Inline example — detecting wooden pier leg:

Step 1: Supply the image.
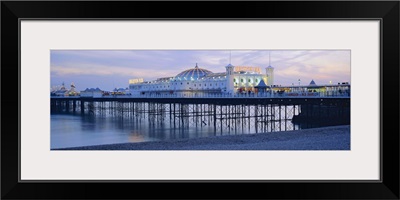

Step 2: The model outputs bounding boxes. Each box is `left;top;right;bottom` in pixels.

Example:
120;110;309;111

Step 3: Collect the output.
213;104;216;130
220;105;223;134
255;105;258;133
267;105;270;131
173;103;176;127
195;104;198;127
169;103;172;121
241;105;244;131
235;105;238;131
80;100;85;115
271;104;275;131
247;105;250;128
180;103;183;127
285;105;287;131
65;100;69;113
279;104;281;131
120;102;122;117
131;102;135;117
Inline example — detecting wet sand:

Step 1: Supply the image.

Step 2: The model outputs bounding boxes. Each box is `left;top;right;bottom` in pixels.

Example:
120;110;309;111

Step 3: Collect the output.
53;125;350;150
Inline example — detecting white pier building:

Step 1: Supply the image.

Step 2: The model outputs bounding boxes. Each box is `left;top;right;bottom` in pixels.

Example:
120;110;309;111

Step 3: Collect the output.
129;63;274;96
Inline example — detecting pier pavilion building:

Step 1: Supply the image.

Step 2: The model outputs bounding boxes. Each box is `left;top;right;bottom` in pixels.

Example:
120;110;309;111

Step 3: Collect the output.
129;63;274;96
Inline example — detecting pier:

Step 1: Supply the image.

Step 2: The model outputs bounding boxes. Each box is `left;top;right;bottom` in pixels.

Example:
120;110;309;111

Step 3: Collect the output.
51;94;350;132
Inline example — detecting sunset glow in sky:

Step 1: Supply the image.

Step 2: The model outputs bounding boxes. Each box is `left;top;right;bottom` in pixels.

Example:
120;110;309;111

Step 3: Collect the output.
51;50;351;91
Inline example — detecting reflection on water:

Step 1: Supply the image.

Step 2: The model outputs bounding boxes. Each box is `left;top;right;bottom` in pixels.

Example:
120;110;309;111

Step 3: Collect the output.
51;103;334;149
51;114;230;148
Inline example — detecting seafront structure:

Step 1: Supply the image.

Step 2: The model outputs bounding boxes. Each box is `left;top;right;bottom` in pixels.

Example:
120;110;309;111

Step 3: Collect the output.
50;82;79;96
129;63;274;96
80;88;103;97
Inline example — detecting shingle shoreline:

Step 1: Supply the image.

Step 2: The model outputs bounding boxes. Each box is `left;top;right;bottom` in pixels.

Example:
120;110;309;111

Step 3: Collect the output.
53;125;350;150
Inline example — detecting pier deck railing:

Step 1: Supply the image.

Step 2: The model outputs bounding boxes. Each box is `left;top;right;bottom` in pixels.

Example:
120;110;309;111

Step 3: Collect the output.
52;91;350;99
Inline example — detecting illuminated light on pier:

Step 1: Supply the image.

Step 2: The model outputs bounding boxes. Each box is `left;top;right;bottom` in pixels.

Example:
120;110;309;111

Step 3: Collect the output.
129;78;144;84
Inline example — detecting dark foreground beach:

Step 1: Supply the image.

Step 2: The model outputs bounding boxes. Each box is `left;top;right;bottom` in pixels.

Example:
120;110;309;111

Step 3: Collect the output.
54;125;350;150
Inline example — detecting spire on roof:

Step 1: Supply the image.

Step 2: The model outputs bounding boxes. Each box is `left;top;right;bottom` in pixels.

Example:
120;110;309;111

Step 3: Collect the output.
229;50;231;64
267;51;274;68
269;51;271;66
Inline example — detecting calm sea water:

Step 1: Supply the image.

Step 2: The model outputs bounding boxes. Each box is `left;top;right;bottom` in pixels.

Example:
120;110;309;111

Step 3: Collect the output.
51;110;311;149
51;114;222;149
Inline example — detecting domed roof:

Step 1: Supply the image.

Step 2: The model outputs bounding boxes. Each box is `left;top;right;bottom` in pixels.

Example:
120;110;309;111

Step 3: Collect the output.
175;63;213;80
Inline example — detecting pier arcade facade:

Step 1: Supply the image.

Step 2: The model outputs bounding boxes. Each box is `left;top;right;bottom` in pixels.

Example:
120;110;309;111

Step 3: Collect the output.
129;63;275;96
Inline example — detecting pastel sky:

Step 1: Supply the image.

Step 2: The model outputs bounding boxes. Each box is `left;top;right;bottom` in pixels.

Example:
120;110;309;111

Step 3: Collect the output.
51;50;350;91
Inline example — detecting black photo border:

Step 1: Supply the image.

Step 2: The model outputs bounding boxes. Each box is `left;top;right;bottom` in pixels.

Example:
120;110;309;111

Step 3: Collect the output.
2;1;399;199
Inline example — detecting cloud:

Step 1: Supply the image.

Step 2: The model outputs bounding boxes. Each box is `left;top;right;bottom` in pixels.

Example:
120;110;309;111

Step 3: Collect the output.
51;50;351;90
51;64;180;81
